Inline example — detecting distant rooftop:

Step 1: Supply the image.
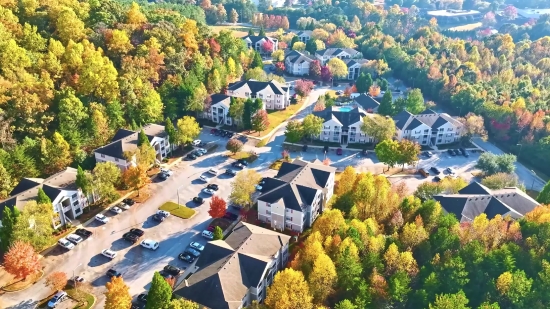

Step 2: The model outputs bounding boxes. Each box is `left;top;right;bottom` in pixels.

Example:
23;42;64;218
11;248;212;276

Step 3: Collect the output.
516;8;550;19
427;9;481;17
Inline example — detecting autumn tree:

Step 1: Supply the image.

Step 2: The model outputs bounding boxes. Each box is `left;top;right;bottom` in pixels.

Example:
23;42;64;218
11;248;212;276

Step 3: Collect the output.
229;8;239;23
208;196;227;218
4;240;41;279
45;271;68;292
168;299;200;309
292;42;306;51
147;272;173;309
309;60;322;79
369;85;381;97
93;162;121;202
105;276;132;309
122;165;150;197
262;40;274;54
40;132;72;175
176;116;201;147
336;166;357;196
251;110;269;133
375;140;400;172
397;139;421;170
429;291;471;309
313;100;325;111
414;182;443;201
272;50;285;62
481;173;521;190
13;201;54;250
327;58;348;79
309;253;337;304
327;29;355;48
213;226;224;240
226;139;244;154
361;115;396;142
229;169;262;209
295;79;314;98
321;66;332;83
457;112;487;142
265;268;313;309
538;181;550;204
301;114;323;141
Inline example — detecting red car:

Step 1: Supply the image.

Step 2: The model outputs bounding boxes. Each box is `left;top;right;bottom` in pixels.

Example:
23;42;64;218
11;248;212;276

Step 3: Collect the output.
210;128;217;134
336;148;343;155
207;225;215;232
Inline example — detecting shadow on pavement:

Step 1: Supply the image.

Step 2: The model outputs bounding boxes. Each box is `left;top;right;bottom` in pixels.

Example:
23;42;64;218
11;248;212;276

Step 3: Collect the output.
141;216;162;229
87;253;113;269
5;299;39;309
110;238;134;252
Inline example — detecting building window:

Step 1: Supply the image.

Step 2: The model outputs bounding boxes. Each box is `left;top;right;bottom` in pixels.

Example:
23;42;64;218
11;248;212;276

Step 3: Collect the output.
100;154;105;158
266;210;270;214
424;129;429;133
72;193;78;199
115;158;119;162
448;128;453;131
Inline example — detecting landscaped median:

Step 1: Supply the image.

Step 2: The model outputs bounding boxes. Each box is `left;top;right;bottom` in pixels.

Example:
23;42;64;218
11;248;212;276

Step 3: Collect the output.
159;202;196;219
2;270;44;292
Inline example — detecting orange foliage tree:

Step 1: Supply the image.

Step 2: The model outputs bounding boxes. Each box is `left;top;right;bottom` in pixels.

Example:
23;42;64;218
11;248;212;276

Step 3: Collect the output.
4;240;42;279
45;271;68;292
122;165;150;196
369;85;381;97
208;196;227;218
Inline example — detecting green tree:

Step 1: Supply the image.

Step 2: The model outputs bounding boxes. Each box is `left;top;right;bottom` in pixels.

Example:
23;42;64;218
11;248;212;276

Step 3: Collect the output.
378;91;394;116
475;153;516;175
229;169;262;209
302;115;323;141
165;118;177;153
414;182;443;201
0;163;13;199
13;201;54;250
243;99;253;130
405;89;426;114
481;173;520;190
389;271;412;305
138;129;149;147
375;139;400;172
305;39;318;54
429;291;471;309
258;27;266;36
168;298;200;309
75;166;92;195
229;97;245;128
291;36;300;48
214;226;223;240
356;72;373;94
335;300;357;309
92;162;121;202
146;272;173;309
0;207;20;253
251;51;264;69
57;88;88;147
40;132;72;175
397;139;421;170
285;120;304;143
176;116;201;147
360;115;396;142
538;180;550;204
37;188;51;205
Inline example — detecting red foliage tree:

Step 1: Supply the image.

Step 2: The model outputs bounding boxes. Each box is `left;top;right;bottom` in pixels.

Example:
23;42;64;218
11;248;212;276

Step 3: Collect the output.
262;40;274;54
251;110;270;133
294;79;315;97
279;41;288;49
208;38;221;57
321;66;333;82
309;60;321;79
275;62;285;73
4;241;41;279
45;272;68;292
208;196;227;218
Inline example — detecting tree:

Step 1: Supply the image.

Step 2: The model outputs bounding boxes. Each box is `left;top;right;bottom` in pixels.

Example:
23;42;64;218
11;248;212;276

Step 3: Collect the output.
4;240;41;279
475;153;516;175
133;144;157;167
301;115;323;141
378;91;394;116
327;29;355;48
538;180;550;204
259;27;266;36
369;85;381;97
265;268;313;309
105;276;132;309
335;300;357;309
375;140;400;172
292;42;306;51
168;299;200;309
321;66;332;83
45;271;68;292
313;101;325;111
397;139;421;170
229;98;245;127
147;272;173;309
122;165;150;197
262;40;274;54
0;207;20;252
481;173;521;190
176;116;201;147
327;58;348;79
165;118;177;152
37;187;52;205
308;253;337;303
226;139;244;154
13;201;55;250
285;120;304;143
138;129;149;147
457;112;487;142
75;166;92;195
229;8;239;23
215;3;227;23
356;73;373;93
405;89;425;114
361;115;396;142
496;270;533;306
312;29;329;41
281;16;290;30
0;162;12;199
429;291;471;309
251;51;264;69
272;50;285;62
251;110;269;133
309;60;321;79
414;182;443;201
209;196;227;218
214;226;223;240
290;36;300;48
93;162;121;201
243;99;254;130
40;132;72;175
306;39;318;54
295;79;314;98
229;169;262;208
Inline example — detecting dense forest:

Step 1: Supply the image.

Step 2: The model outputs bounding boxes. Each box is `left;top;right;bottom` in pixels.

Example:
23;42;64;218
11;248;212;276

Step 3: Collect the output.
263;166;550;309
0;0;251;198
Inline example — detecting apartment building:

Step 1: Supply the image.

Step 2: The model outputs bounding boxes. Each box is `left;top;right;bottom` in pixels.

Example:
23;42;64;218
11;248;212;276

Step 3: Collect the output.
94;124;170;170
0;167;99;228
313;105;376;144
433;182;539;222
315;48;362;65
226;80;290;110
284;50;315;76
207;93;233;126
295;30;312;43
257;159;336;232
173;222;290;309
393;109;463;146
344;58;370;80
242;36;279;54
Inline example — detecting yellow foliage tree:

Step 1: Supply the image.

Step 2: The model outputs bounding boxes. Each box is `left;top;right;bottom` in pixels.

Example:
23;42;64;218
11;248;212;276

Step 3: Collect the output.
400;215;429;249
335;166;356;195
104;276;132;309
313;209;345;239
126;2;147;26
265;269;313;309
308;253;337;304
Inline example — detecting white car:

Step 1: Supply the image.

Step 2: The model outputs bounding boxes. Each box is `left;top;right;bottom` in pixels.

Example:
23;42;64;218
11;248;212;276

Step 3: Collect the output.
156;210;170;217
256;185;263;191
140;239;159;250
95;214;109;224
196;148;207;154
101;249;117;259
58;238;75;250
118;202;130;210
66;234;83;244
202;188;215;195
190;241;205;251
160;168;173;176
202;230;214;240
446;167;456;175
110;206;122;214
207;168;218;175
192;140;201;146
199;175;209;182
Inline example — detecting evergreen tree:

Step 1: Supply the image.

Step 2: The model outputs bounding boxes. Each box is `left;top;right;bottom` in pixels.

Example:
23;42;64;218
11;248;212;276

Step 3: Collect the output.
75;166;91;195
146;272;172;309
253;98;263;114
165;118;177;153
291;36;300;48
131;119;139;130
37;188;52;205
378;91;394;116
138;129;149;147
214;226;223;240
258;27;266;36
248;28;255;36
243;99;253;130
306;39;318;54
356;73;373;93
307;20;315;30
0;207;20;252
538;180;550;204
251;51;264;69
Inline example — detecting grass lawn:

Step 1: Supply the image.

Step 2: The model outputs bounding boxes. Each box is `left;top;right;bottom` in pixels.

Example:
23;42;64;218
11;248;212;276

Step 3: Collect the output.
229;151;259;162
270;159;284;170
66;286;95;309
159;202;196;219
209;25;277;38
2;270;44;292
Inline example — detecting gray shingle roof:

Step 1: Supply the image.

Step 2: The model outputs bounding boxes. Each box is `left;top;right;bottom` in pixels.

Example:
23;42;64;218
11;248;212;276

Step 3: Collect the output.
344;58;369;67
353;94;380;110
211;94;231;108
173;222;290;309
285;50;315;64
393;110;413;130
227;80;286;96
433;182;539;222
315;48;360;58
242;35;277;45
313;107;366;130
393;109;461;131
405;118;424;131
95;124;166;160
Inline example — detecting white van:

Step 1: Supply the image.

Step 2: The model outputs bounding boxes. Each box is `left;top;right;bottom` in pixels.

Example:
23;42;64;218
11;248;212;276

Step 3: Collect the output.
202;230;214;240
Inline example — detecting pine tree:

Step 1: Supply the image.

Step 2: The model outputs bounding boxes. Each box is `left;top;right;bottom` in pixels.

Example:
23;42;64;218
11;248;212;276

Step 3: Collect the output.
248;28;255;36
214;226;223;240
138;129;149;146
243;99;253;130
0;207;20;252
165;118;177;152
258;27;266;36
75;165;91;195
306;39;318;54
146;272;173;309
291;36;300;48
251;51;264;69
378;91;394;116
538;180;550;204
37;187;52;205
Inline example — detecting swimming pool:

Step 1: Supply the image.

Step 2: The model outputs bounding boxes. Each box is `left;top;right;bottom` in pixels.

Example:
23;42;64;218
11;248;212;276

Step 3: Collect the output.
338;107;352;112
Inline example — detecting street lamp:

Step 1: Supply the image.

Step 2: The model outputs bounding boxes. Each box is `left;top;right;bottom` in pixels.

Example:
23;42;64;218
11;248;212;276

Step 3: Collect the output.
517;143;523;158
73;263;82;294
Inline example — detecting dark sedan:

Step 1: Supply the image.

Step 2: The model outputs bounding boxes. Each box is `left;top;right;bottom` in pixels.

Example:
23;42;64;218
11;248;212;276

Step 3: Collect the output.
163;265;183;276
178;253;195;263
207;184;219;191
225;169;237;176
129;228;144;237
186;153;197;160
193;197;204;205
122;232;139;243
237;159;249;166
75;228;92;239
107;269;122;278
185;248;201;258
123;198;136;206
430;167;441;175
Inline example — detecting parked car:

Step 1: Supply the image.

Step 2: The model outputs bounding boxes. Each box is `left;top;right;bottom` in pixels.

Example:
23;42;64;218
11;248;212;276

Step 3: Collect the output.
158;172;169;180
210;128;217;134
47;291;68;308
336;148;343;155
163;265;182;276
185;247;201;258
418;168;429;178
192;140;201;146
202;230;214;240
207;184;219;191
75;228;92;239
95;214;109;224
196;148;207;155
118;202;131;210
433;176;442;182
140;239;159;250
232;162;244;169
224;212;238;221
193;150;204;157
426;151;434;158
69;276;84;286
160;168;173;176
430;167;441;175
207;225;215;232
237;159;249;166
207;168;218;175
129;228;145;237
225;169;237;176
153;214;165;222
199;175;209;182
156;210;170;217
66;233;83;244
110;206;122;214
58;238;75;250
193;197;204;205
137;293;148;303
123;232;139;243
447;149;456;156
189;241;205;251
202;188;215;195
102;249;117;259
186;153;197;160
446;167;456;175
178;253;195;263
123;198;135;206
106;269;121;278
